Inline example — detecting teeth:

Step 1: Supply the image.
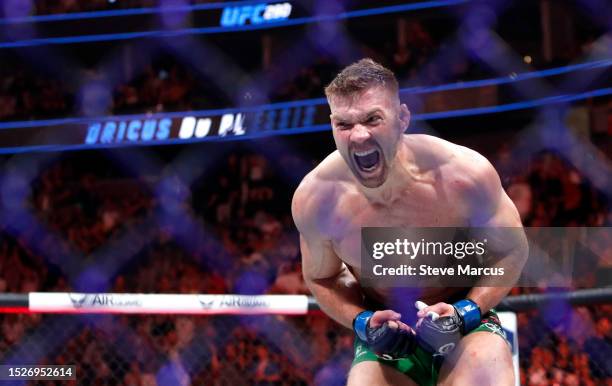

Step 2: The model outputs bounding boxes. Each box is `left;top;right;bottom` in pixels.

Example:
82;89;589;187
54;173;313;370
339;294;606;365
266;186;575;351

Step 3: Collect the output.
354;149;377;157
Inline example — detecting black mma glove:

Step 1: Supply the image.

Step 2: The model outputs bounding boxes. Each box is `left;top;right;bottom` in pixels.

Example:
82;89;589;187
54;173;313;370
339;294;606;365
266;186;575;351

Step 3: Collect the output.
415;299;481;356
353;310;417;360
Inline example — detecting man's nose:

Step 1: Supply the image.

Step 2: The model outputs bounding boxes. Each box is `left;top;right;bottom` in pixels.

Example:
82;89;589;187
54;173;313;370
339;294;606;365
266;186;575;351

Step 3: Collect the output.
350;124;371;143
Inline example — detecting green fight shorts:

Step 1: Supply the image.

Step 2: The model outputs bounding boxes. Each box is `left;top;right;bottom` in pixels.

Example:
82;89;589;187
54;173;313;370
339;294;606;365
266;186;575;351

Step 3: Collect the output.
351;310;507;386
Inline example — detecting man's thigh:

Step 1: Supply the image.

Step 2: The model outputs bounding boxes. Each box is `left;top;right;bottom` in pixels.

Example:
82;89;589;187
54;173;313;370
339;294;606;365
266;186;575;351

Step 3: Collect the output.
347;361;418;386
437;331;514;386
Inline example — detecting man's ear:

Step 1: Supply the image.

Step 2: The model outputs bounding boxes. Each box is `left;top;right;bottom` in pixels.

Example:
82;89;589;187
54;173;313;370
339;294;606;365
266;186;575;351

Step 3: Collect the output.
399;104;411;132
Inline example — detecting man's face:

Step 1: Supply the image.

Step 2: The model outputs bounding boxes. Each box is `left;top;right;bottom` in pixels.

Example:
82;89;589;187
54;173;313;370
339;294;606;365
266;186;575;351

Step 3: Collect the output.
329;86;409;188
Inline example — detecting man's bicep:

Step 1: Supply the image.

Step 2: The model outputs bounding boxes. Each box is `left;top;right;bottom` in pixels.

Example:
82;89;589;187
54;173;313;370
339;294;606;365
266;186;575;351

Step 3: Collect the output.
292;176;344;280
470;177;529;279
468;160;527;256
482;189;522;227
480;193;528;256
466;154;521;228
300;234;343;281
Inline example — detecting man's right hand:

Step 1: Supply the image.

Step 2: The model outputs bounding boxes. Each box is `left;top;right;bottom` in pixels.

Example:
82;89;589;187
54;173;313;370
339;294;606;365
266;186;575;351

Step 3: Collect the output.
353;310;417;360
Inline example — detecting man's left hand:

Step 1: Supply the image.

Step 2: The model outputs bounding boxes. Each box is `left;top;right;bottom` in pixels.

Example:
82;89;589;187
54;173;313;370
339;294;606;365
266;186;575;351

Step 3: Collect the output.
414;301;473;356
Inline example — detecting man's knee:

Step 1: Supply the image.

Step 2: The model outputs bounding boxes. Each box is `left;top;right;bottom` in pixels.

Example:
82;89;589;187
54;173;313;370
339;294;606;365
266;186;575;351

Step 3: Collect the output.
438;332;514;386
347;361;417;386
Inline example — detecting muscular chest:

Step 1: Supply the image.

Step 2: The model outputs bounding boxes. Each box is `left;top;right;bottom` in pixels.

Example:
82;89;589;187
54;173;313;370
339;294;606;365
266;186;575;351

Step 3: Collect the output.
327;187;467;268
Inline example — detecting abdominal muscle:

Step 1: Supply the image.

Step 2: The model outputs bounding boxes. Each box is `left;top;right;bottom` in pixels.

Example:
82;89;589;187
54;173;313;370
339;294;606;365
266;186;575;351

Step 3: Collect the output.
351;267;469;311
329;187;470;314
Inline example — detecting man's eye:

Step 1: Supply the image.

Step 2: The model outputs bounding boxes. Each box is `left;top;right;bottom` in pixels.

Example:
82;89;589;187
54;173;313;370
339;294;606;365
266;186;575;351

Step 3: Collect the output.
367;116;382;124
337;123;350;130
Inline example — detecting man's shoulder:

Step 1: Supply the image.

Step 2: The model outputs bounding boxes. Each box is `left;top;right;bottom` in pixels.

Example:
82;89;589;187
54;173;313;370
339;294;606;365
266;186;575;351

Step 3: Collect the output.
295;150;348;194
407;134;503;220
406;134;496;184
291;151;349;233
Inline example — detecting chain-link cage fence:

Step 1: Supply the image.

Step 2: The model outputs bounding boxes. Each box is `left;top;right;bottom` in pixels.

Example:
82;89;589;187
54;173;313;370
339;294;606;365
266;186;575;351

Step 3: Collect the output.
0;0;610;386
0;312;353;386
0;297;610;386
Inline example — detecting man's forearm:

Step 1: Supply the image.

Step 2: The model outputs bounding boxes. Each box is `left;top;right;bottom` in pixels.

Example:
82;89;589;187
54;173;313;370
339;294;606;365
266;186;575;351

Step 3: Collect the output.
306;267;365;329
468;233;528;313
466;286;511;314
467;256;518;313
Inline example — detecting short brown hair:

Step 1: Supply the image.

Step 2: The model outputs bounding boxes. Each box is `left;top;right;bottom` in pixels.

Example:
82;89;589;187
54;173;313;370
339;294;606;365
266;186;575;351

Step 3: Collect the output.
324;58;398;99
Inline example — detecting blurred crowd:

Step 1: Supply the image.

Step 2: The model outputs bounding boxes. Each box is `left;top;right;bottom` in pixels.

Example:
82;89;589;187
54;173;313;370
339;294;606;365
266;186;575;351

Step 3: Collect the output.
0;59;72;121
2;12;602;122
0;2;609;385
0;0;596;126
497;150;611;385
0;57;198;121
30;0;226;15
0;142;610;385
1;10;518;123
32;313;353;386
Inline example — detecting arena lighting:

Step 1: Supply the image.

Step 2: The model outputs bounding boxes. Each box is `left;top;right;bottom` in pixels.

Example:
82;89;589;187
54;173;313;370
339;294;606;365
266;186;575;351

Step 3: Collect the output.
0;0;469;48
401;58;612;94
0;0;468;25
414;87;611;119
0;58;609;132
219;2;293;27
0;87;609;155
0;59;608;153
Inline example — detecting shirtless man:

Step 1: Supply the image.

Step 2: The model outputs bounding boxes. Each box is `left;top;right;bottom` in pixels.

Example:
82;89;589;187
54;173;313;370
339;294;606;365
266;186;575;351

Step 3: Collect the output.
291;59;528;386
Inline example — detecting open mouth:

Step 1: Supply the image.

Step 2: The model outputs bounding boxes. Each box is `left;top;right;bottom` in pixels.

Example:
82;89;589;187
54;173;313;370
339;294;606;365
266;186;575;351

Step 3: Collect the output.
353;148;381;172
